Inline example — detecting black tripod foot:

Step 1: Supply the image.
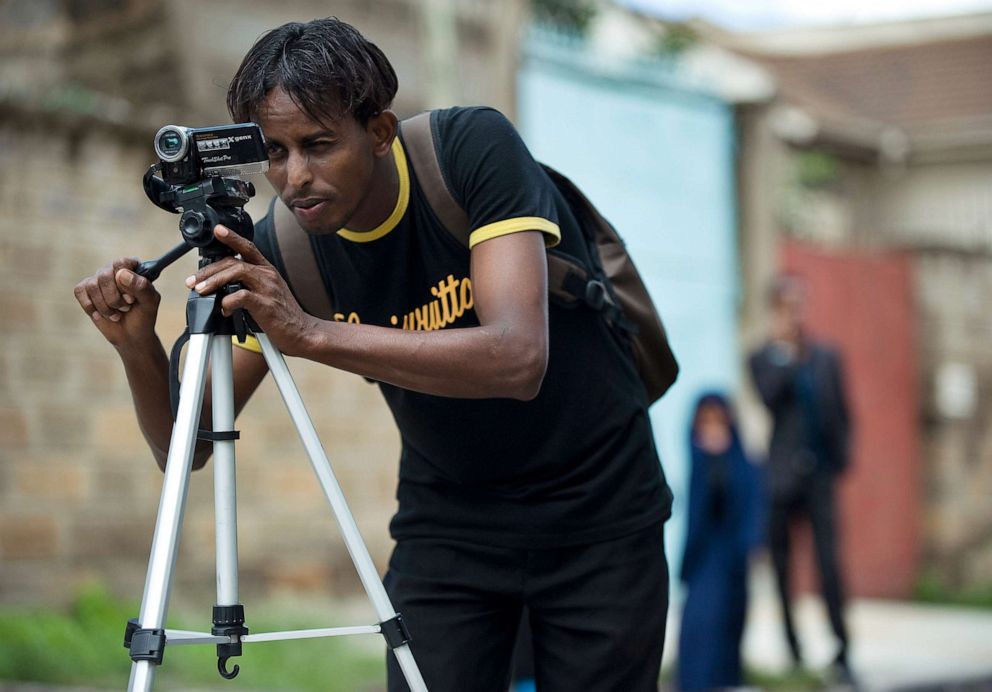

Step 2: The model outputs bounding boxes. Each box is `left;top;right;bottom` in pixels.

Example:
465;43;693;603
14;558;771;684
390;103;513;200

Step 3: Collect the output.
213;604;247;680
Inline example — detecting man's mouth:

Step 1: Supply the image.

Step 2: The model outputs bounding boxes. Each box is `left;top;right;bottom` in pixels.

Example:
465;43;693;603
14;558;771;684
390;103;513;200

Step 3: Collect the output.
290;198;330;222
292;198;327;210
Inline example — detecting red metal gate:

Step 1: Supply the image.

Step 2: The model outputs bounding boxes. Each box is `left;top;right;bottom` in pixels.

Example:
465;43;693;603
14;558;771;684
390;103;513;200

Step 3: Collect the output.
781;239;921;598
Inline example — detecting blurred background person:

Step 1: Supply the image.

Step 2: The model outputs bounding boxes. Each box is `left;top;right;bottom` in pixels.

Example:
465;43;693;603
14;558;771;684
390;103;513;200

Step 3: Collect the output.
677;392;764;692
748;274;853;682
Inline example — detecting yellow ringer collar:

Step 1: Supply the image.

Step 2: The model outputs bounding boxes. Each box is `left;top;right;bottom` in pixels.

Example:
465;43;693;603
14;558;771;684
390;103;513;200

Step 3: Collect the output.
337;138;409;243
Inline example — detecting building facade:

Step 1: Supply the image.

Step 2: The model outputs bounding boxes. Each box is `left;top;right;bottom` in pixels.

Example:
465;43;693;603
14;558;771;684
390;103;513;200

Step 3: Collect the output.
714;13;992;595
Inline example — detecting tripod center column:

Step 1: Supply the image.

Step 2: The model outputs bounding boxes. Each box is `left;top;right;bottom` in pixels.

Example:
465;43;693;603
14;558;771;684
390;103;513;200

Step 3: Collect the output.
211;337;241;604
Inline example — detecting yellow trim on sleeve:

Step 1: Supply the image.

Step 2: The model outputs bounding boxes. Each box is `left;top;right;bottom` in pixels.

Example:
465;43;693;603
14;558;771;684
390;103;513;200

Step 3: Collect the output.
468;217;561;249
337;138;409;243
232;334;262;353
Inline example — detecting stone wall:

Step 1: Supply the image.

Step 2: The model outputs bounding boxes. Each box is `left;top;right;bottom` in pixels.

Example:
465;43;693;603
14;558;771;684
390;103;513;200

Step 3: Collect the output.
915;249;992;589
0;0;526;607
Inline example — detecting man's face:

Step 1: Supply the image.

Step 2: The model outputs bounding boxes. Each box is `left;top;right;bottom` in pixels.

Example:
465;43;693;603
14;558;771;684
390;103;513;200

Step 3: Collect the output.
773;283;807;338
257;87;376;235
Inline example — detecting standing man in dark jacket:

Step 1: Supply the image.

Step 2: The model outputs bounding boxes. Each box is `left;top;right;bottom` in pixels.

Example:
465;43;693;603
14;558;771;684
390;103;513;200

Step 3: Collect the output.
748;274;853;680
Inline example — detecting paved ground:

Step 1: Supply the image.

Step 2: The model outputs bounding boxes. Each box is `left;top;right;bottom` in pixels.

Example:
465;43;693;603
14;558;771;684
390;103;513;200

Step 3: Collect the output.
664;562;992;691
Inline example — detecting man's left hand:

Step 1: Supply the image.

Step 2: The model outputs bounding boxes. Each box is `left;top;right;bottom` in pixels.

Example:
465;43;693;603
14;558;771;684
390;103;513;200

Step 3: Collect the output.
185;225;320;355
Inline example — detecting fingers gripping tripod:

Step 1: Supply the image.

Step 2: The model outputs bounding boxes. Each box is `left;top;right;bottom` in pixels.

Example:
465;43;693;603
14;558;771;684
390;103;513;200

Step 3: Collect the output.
122;247;428;692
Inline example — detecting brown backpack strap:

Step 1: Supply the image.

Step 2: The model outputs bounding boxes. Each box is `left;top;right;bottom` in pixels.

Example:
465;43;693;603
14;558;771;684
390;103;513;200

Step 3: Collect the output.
547;252;610;308
402;112;585;303
272;197;335;319
400;112;472;247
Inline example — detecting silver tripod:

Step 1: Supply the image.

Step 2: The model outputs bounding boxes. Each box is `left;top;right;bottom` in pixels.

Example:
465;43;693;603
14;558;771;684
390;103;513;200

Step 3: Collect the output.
123;285;428;692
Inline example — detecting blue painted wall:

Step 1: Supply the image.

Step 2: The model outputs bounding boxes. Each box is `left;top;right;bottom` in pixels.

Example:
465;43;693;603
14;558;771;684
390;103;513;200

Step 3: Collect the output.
517;33;740;578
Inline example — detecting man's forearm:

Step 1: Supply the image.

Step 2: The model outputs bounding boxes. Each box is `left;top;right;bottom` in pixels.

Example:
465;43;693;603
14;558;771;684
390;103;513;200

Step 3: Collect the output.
189;224;550;400
295;319;547;400
117;338;178;469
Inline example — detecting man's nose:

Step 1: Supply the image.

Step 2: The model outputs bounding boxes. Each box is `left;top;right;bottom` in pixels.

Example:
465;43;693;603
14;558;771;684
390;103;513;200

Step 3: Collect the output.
286;151;312;190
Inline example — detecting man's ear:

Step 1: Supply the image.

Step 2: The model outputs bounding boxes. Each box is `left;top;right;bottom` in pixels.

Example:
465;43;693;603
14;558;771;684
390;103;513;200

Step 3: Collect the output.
367;110;398;157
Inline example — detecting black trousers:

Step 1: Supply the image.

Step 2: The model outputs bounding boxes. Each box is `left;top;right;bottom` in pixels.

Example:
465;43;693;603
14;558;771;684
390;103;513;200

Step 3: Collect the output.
769;473;848;663
385;523;669;692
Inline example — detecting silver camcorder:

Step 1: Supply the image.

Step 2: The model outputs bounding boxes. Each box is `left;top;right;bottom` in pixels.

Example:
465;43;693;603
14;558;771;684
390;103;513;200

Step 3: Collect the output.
153;123;269;186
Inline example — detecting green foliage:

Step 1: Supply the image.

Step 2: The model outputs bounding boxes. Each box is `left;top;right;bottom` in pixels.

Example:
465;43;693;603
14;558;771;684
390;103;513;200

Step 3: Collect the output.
531;0;598;35
0;582;385;690
655;25;698;58
0;582;128;686
795;150;840;190
914;570;992;610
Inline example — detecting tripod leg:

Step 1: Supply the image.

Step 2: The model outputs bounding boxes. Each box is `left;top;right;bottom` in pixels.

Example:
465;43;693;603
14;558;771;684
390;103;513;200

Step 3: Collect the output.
129;333;214;692
255;334;429;692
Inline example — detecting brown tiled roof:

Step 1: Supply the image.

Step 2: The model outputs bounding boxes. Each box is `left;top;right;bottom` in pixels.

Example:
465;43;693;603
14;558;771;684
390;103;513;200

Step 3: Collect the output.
745;34;992;132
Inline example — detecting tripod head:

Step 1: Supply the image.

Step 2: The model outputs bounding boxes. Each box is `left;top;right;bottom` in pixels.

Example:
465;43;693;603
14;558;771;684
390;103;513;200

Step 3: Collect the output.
143;170;257;263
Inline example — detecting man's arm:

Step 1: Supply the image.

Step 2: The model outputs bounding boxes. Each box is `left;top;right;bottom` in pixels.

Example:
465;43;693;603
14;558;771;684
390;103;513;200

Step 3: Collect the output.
828;349;853;472
75;258;269;470
189;225;549;400
118;336;268;471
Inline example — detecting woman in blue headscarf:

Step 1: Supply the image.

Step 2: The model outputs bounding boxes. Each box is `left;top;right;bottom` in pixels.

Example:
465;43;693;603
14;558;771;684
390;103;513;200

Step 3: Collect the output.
678;393;765;691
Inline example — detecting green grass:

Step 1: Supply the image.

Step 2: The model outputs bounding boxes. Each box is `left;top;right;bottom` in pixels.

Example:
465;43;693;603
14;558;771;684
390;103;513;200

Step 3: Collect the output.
914;570;992;610
745;665;826;690
659;663;826;691
0;583;386;690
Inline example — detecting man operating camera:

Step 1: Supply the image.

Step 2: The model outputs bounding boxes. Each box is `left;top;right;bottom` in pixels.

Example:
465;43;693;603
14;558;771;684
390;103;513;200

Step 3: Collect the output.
74;18;673;692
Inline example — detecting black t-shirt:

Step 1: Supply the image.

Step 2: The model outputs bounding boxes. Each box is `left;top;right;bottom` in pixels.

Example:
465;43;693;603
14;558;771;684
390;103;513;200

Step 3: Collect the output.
247;107;673;548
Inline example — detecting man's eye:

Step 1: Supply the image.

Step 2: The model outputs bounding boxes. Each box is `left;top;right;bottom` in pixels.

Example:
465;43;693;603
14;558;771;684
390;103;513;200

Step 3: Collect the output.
308;140;335;150
266;145;285;158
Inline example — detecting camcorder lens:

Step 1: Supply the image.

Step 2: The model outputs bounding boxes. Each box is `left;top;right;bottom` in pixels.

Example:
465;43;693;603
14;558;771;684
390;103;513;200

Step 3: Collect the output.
154;126;189;163
160;133;182;155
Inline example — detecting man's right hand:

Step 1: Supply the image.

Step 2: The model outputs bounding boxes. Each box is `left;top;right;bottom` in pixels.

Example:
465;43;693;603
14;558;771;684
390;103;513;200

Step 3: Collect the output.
74;257;161;350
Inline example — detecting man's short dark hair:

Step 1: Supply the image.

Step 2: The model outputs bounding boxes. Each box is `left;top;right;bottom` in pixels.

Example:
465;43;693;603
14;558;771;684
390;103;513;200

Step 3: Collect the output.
227;18;398;127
